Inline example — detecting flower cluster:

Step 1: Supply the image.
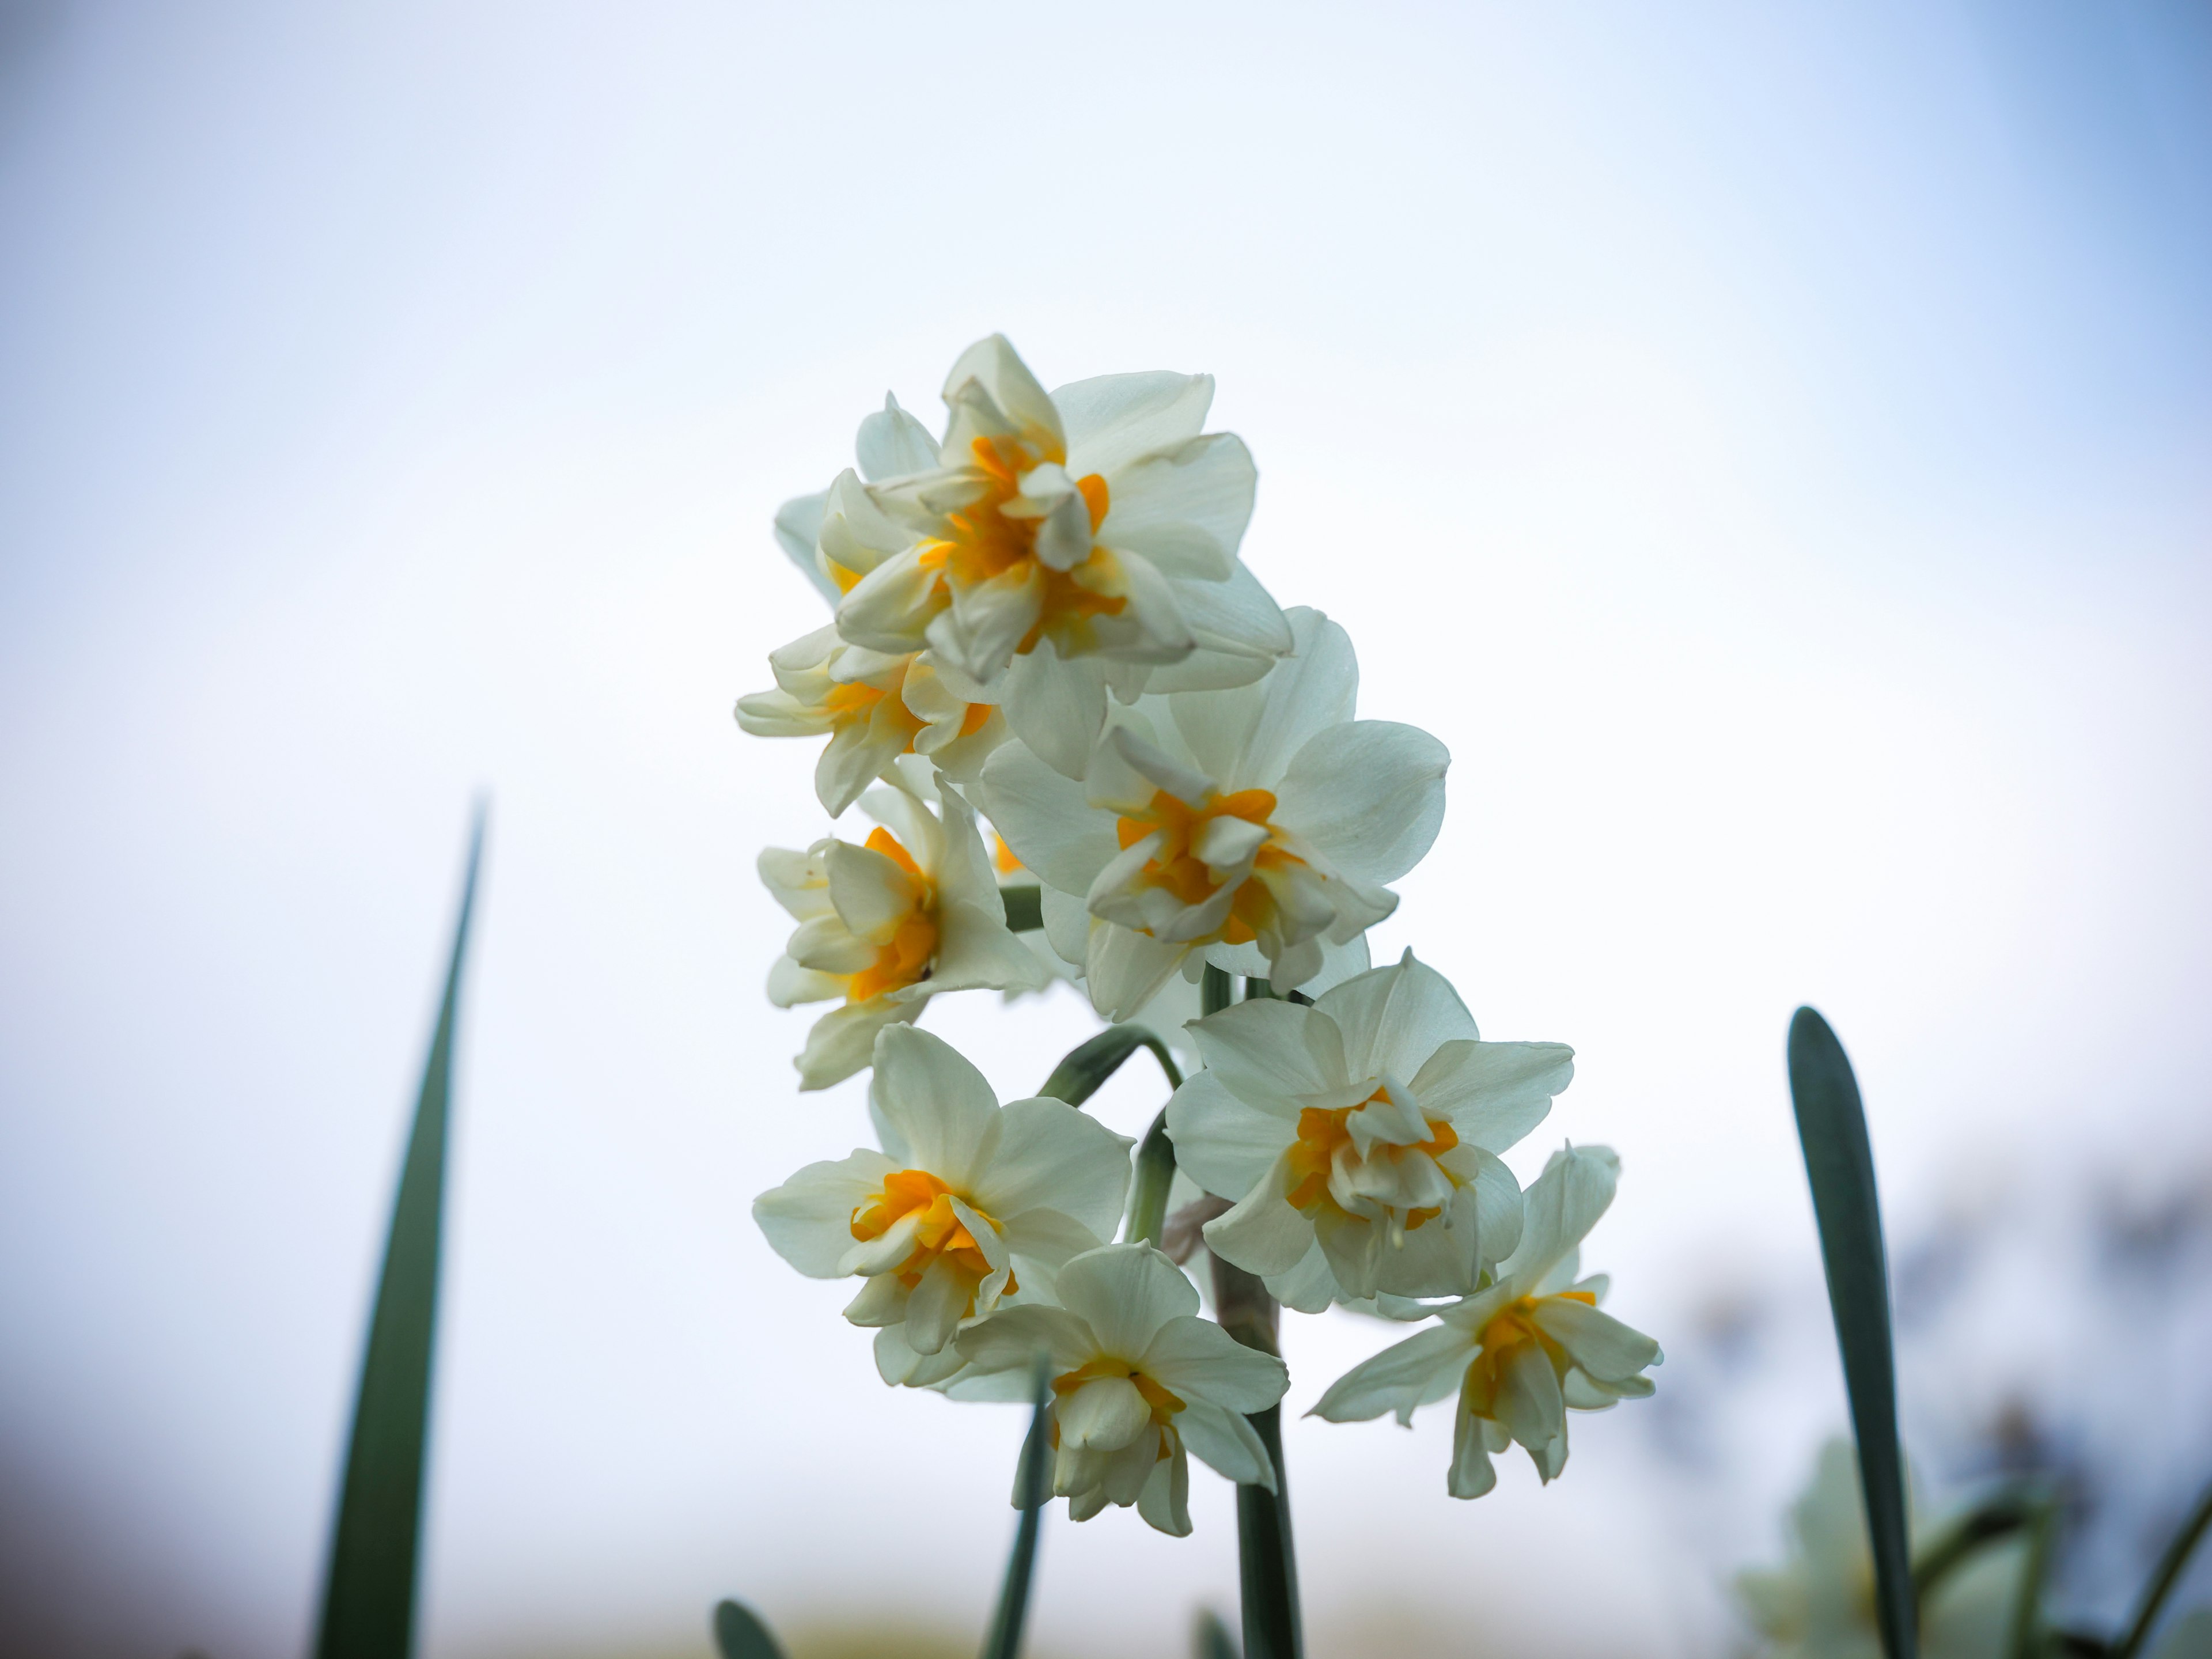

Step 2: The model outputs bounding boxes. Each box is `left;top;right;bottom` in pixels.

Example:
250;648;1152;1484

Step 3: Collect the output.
739;338;1657;1536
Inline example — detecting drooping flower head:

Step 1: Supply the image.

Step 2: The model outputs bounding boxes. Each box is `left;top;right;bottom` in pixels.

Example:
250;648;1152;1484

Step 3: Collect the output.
955;1243;1290;1536
980;609;1449;1016
1311;1144;1659;1498
1169;952;1567;1309
760;782;1047;1089
752;1025;1133;1389
786;336;1294;777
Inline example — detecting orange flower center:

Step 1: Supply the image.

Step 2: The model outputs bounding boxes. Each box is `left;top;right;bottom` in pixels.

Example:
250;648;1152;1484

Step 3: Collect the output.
843;827;940;1002
915;435;1126;658
1461;1290;1597;1416
1283;1098;1461;1226
849;1168;1012;1296
1112;787;1302;945
818;658;988;757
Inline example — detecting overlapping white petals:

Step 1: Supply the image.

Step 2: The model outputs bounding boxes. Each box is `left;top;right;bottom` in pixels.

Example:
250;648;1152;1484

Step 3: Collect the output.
1310;1143;1658;1498
1165;953;1562;1308
753;1026;1133;1378
980;610;1448;1013
770;337;1289;774
955;1243;1290;1535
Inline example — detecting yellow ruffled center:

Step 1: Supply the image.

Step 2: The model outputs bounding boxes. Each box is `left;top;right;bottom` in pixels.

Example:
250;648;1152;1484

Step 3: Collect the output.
916;434;1126;657
1461;1289;1596;1416
843;828;940;1003
818;657;991;755
849;1168;1011;1295
1283;1099;1461;1228
1112;787;1304;944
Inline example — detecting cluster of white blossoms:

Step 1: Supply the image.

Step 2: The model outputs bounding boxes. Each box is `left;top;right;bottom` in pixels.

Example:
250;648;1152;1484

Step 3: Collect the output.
739;338;1658;1536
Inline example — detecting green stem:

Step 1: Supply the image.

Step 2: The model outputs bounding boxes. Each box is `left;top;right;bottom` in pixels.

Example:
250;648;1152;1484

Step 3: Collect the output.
1202;965;1235;1018
2113;1475;2212;1659
2012;1494;2060;1659
1001;885;1043;933
1038;1024;1181;1108
980;1361;1052;1659
1913;1487;2037;1608
1210;1252;1301;1659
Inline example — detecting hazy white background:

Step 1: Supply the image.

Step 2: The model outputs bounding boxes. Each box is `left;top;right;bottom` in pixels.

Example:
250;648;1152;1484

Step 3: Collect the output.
2;3;2207;1656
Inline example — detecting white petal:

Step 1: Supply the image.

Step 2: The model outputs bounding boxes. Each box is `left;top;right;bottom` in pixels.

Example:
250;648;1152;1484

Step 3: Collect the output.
1530;1298;1661;1384
1202;1154;1314;1277
1060;1375;1151;1450
795;999;911;1092
1495;1342;1568;1476
1054;1244;1198;1360
825;841;923;942
855;392;941;481
1054;370;1213;479
751;1149;898;1277
1166;1068;1299;1203
1098;433;1255;581
1310;1323;1476;1425
1498;1145;1620;1297
1175;1399;1274;1489
1448;1406;1499;1498
836;543;944;655
941;335;1063;452
974;1096;1134;1242
772;488;838;604
1143;560;1293;694
1263;1242;1341;1315
953;1303;1096;1376
766;955;842;1008
1083;923;1190;1022
1134;1440;1193;1536
901;1256;972;1356
1138;1315;1290;1414
869;1025;1003;1186
1001;643;1110;779
978;734;1119;894
1412;1039;1574;1154
1312;952;1479;1086
1172;608;1357;789
1275;721;1450;884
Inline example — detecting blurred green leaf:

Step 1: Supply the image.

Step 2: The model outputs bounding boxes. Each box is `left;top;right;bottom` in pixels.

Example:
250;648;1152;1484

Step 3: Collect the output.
1787;1006;1915;1659
1195;1609;1241;1659
1124;1108;1177;1248
979;1362;1052;1659
2113;1475;2212;1659
1037;1024;1181;1108
713;1599;787;1659
1001;884;1043;933
313;812;483;1659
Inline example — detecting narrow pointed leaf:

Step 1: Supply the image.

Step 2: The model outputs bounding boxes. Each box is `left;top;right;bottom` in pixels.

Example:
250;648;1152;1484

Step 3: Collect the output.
980;1361;1052;1659
1787;1006;1914;1659
2113;1475;2212;1659
1038;1023;1181;1108
314;812;484;1659
713;1600;787;1659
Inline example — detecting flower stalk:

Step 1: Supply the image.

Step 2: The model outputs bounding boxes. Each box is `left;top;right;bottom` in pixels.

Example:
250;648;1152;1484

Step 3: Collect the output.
1212;1249;1300;1659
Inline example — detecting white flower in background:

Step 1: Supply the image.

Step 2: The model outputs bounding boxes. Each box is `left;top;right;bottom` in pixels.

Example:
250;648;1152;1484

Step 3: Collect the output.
955;1243;1290;1536
753;1025;1133;1389
1312;1144;1658;1497
734;620;1005;819
790;336;1293;777
760;782;1047;1089
1168;952;1566;1310
979;608;1449;1017
1737;1440;2029;1659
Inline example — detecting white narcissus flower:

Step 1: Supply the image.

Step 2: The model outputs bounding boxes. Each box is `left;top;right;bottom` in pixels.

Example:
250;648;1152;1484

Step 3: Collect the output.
1311;1144;1660;1498
753;1025;1133;1389
1737;1440;2031;1659
734;616;1006;818
979;608;1449;1017
760;783;1047;1090
1169;952;1566;1310
955;1243;1290;1536
800;336;1293;778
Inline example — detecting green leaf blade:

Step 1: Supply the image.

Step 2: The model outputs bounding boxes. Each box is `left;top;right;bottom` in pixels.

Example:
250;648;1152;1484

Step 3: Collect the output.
1787;1006;1915;1659
315;812;484;1659
713;1599;787;1659
979;1363;1052;1659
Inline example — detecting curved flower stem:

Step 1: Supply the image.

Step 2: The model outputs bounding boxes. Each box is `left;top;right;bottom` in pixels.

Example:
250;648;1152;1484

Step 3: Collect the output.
979;1359;1053;1659
2112;1474;2212;1659
1211;1252;1302;1659
1912;1486;2036;1608
1001;884;1043;933
2010;1491;2061;1659
1039;1024;1181;1108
